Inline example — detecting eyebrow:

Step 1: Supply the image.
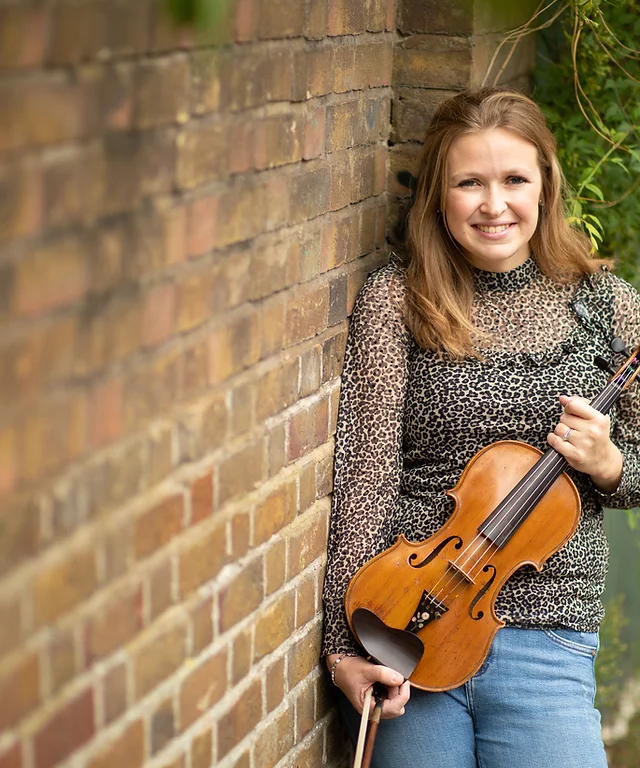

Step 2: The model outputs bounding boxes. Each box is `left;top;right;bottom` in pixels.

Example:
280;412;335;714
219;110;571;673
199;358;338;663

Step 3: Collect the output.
450;168;533;181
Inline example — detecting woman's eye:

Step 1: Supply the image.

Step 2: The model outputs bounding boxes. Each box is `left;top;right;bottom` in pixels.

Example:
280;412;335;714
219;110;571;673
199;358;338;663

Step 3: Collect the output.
508;176;528;185
458;179;478;188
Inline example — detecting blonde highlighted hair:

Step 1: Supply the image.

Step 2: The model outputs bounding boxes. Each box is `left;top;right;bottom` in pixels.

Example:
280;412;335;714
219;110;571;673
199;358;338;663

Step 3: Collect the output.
404;87;606;359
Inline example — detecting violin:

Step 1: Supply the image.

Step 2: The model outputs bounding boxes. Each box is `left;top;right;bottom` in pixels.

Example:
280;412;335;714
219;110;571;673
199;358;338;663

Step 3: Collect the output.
345;343;640;691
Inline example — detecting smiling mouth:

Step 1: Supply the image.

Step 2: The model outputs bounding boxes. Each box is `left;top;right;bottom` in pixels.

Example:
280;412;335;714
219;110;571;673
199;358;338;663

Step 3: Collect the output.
473;223;514;234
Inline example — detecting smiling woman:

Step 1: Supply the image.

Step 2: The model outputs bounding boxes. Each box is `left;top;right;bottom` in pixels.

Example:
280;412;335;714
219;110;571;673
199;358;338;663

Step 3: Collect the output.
321;87;640;768
444;129;542;273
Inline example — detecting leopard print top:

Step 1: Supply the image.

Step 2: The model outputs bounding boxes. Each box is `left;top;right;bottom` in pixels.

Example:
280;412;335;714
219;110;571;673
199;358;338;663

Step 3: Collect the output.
322;255;640;657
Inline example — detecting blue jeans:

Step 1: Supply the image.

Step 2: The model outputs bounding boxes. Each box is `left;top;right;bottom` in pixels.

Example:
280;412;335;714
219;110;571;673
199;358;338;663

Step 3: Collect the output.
338;627;608;768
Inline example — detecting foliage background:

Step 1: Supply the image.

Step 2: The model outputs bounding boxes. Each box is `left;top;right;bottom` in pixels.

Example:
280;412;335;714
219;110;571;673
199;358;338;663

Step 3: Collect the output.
534;0;640;288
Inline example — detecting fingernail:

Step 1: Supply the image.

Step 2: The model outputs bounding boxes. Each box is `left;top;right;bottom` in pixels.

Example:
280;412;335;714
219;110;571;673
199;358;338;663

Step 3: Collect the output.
392;674;402;685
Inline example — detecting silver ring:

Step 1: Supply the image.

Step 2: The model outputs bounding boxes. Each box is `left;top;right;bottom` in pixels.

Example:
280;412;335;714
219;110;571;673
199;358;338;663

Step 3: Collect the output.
562;427;573;442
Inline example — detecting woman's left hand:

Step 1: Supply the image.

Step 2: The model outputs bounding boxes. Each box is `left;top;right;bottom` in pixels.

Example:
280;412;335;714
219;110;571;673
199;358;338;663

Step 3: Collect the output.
547;394;623;494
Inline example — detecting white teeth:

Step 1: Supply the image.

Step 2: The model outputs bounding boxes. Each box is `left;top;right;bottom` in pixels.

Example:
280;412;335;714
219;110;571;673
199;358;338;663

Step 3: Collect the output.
476;224;511;233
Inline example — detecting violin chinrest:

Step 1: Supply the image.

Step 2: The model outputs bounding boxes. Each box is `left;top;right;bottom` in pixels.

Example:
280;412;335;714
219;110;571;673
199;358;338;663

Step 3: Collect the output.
352;608;424;680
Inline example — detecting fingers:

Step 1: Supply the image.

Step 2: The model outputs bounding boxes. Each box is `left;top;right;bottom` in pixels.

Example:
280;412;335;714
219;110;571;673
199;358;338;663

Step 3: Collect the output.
333;656;410;720
380;680;411;719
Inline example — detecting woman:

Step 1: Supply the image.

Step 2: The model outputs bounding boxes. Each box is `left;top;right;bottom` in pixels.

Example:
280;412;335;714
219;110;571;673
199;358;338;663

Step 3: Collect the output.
321;88;640;768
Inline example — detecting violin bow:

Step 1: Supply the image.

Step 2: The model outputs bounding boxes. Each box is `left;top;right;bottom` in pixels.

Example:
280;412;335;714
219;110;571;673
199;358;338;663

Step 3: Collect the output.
353;687;373;768
352;685;385;768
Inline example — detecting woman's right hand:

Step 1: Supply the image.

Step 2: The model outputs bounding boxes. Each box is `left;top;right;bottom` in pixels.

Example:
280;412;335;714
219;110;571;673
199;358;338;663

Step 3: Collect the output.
328;654;411;719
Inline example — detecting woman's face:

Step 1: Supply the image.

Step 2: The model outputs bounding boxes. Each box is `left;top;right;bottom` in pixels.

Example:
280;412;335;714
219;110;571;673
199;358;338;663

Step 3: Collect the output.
444;128;543;272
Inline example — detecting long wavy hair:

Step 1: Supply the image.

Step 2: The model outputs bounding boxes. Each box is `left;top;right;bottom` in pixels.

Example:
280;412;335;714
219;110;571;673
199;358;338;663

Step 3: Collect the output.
404;87;606;359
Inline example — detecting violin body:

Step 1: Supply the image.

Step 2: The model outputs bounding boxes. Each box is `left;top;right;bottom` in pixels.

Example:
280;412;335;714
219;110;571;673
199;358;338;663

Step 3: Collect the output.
345;440;582;691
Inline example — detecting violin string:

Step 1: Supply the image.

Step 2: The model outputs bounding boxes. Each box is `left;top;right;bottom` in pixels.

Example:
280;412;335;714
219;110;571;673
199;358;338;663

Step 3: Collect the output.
423;371;632;609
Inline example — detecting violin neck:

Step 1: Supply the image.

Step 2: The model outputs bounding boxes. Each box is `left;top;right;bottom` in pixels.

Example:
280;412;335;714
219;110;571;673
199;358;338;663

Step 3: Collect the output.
478;377;624;548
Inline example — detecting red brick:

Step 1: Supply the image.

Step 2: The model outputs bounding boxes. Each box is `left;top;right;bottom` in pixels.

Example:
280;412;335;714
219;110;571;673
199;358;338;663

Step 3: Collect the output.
296;729;324;767
287;396;330;462
284;284;329;347
0;743;21;768
191;728;213;768
135;55;189;129
189;471;214;525
296;679;315;740
254;114;303;170
254;481;298;546
0;80;87;153
0;6;46;69
49;628;77;695
217;556;264;633
33;545;98;626
303;106;326;160
231;508;251;559
0;494;40;578
258;0;305;38
292;48;333;101
142;283;176;348
151;698;174;755
231;628;252;685
177;120;228;189
134;494;184;561
288;624;322;689
265;539;287;596
254;592;295;661
289;167;330;224
0;652;39;730
90;376;124;447
176;270;212;332
103;662;128;725
15;236;88;317
266;656;286;713
33;688;94;768
306;0;328;38
87;584;144;662
328;0;367;35
0;428;16;495
178;520;227;597
230;381;254;437
287;507;329;579
148;557;174;622
0;592;21;657
0;160;43;244
218;439;265;507
186;195;218;258
260;295;286;360
179;649;227;730
132;621;187;700
216;679;262;759
190;49;221;114
190;597;214;655
296;572;317;629
255;708;294;768
212;248;252;313
86;719;144;768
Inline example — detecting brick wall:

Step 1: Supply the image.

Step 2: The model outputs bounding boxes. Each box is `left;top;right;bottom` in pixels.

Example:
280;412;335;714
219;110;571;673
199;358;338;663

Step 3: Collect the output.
0;2;536;768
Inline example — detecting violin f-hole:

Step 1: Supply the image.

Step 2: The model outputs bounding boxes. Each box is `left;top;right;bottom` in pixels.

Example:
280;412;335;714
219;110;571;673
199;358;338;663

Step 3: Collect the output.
409;535;462;569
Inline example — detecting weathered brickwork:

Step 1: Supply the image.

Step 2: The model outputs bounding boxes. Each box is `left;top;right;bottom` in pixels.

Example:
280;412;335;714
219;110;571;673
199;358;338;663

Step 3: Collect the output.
0;1;536;767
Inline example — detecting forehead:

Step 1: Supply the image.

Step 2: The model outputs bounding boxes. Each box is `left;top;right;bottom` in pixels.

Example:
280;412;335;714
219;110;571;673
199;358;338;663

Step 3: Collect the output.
446;128;540;175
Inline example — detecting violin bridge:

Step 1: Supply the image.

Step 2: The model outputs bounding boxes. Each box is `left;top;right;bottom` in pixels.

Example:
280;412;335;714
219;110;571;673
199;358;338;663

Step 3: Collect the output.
404;590;448;633
447;560;476;584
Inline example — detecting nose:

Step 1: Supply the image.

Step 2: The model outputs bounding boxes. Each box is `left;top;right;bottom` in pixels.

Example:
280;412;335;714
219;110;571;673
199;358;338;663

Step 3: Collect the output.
480;184;507;217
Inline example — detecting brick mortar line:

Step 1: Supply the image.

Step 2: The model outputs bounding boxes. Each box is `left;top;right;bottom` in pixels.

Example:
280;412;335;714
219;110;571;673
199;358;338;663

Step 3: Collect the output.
56;570;328;768
0;440;334;682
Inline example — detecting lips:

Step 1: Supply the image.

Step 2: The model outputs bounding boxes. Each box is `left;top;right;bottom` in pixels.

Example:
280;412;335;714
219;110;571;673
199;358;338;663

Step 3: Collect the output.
473;223;514;234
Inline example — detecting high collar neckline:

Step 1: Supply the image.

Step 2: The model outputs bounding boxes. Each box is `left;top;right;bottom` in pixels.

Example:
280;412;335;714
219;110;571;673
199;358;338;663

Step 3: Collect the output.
472;257;539;293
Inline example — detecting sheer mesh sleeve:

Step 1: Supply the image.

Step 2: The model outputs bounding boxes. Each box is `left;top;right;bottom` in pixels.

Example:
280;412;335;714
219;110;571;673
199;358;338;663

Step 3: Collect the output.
594;273;640;509
321;263;411;656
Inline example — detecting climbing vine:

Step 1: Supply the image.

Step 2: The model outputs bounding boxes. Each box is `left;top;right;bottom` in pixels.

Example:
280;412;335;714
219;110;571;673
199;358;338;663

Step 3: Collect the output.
485;1;640;287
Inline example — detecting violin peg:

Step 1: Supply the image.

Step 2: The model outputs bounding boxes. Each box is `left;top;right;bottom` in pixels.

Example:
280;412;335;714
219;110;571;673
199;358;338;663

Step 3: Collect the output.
594;356;616;376
611;337;632;357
